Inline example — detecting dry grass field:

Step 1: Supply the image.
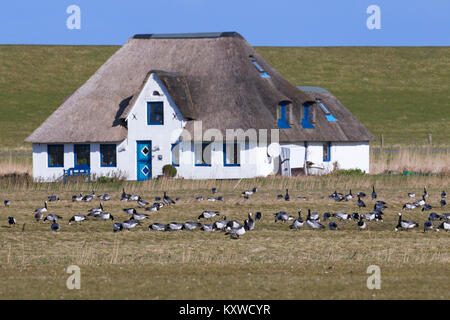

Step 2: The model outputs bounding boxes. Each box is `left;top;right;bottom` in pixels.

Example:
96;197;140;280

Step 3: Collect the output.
0;175;448;299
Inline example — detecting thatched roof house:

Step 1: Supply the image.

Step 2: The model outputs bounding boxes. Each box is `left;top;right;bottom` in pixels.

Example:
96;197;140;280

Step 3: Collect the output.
26;32;373;181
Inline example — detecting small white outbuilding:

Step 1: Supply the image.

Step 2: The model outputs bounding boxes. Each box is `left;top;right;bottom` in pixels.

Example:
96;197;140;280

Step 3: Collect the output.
25;32;374;181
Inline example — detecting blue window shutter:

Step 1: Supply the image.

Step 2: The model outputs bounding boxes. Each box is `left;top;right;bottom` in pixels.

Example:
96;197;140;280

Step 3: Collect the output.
277;103;291;129
301;104;315;129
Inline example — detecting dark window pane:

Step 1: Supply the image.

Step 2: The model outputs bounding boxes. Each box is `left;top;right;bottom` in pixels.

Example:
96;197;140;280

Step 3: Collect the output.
148;102;164;124
101;144;116;167
171;143;179;166
75;144;90;167
48;145;64;167
195;143;211;166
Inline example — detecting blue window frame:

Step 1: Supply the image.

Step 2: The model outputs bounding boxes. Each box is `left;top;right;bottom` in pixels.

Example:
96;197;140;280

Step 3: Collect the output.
171;142;180;167
277;103;291;129
194;142;211;167
223;143;240;167
301;104;315;129
74;144;90;168
48;144;64;167
323;142;331;162
317;99;338;122
147;101;164;125
100;144;117;167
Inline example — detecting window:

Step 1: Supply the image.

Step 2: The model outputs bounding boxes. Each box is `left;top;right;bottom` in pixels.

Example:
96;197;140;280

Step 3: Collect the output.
323;142;331;162
301;103;315;129
317;99;338;122
223;143;240;166
48;145;64;167
147;101;164;125
100;144;117;167
171;142;180;167
277;102;292;129
194;142;211;166
249;56;270;78
74;144;90;168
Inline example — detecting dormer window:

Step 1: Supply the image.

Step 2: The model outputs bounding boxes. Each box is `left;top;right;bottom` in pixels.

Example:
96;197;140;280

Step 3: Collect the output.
301;103;315;129
277;102;292;129
147;101;164;125
249;56;270;78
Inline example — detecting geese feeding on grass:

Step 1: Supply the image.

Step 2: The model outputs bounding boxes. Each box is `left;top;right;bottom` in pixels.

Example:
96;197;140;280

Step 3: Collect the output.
34;211;44;222
113;222;123;232
357;215;367;230
356;196;366;208
123;208;137;215
290;210;304;229
68;215;87;225
47;195;59;202
163;192;176;205
245;213;255;231
137;197;149;207
225;225;246;239
166;222;183;231
198;211;219;220
4;200;10;207
440;199;446;207
72;193;83;202
441;191;447;199
43;214;62;222
428;213;440;221
328;222;338;230
403;202;417;210
306;210;325;230
344;189;353;201
422;204;432;212
213;216;228;230
121;219;141;230
423;219;433;233
440;213;450;220
255;212;262;221
34;201;48;214
274;211;293;223
183;221;202;231
408;192;415;198
323;212;332;221
371;186;377;199
284;189;290;201
201;224;215;232
332;212;351;221
132;213;150;221
99;193;111;201
436;221;450;232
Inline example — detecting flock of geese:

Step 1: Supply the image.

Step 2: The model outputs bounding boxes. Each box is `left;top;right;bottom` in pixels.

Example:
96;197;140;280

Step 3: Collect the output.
2;186;450;238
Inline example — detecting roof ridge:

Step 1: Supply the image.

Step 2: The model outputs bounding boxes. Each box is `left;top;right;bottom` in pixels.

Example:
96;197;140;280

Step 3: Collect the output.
132;32;241;39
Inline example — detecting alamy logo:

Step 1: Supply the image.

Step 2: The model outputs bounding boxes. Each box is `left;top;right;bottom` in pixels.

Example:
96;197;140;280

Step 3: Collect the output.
66;5;81;30
366;265;381;289
366;5;381;30
66;265;81;290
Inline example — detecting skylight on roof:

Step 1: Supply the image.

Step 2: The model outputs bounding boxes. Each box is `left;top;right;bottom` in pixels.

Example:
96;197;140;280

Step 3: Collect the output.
249;56;270;79
316;99;337;122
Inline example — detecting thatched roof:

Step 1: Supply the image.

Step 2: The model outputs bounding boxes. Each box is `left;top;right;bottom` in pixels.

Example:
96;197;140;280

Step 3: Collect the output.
26;32;373;143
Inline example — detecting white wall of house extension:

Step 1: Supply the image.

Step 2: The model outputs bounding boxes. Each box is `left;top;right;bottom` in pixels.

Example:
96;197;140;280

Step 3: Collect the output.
280;141;370;174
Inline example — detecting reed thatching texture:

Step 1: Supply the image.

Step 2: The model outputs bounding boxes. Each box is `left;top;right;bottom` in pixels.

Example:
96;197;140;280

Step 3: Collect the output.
25;32;373;143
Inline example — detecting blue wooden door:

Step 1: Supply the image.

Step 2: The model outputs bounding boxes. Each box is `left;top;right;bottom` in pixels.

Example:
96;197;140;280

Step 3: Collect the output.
137;141;152;181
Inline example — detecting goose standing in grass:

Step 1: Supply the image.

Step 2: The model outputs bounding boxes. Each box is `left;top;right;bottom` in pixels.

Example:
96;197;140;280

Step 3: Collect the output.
47;195;59;202
362;212;383;222
195;196;204;201
43;214;62;222
68;215;87;225
357;215;367;230
201;224;215;232
344;189;353;201
290;210;304;229
276;194;283;200
217;196;224;201
371;186;377;199
357;196;366;208
72;193;83;202
423;218;433;232
121;188;131;201
51;221;60;232
211;187;217;194
274;211;293;223
408;192;415;198
441;191;447;199
332;212;351;221
88;203;104;215
395;213;419;231
309;210;320;221
323;212;332;221
183;221;202;231
121;219;141;230
34;211;44;223
440;199;446;207
284;189;290;201
145;203;160;212
374;201;387;211
149;223;167;231
428;212;440;221
423;186;428;199
132;213;149;221
422;204;432;212
198;210;219;220
166;222;184;231
137;197;149;207
329;190;343;201
255;212;262;221
97;212;114;221
113;222;123;232
129;194;140;201
155;196;161;201
4;200;11;207
436;221;450;232
163;191;176;205
245;213;255;231
34;201;48;214
7;217;16;227
213;216;228;230
414;196;426;207
227;220;243;229
306;210;325;230
207;197;216;201
99;193;111;201
357;191;366;198
225;225;246;239
328;222;338;230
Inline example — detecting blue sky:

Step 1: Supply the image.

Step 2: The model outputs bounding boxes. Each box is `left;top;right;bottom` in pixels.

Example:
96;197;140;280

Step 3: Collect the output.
0;0;448;46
